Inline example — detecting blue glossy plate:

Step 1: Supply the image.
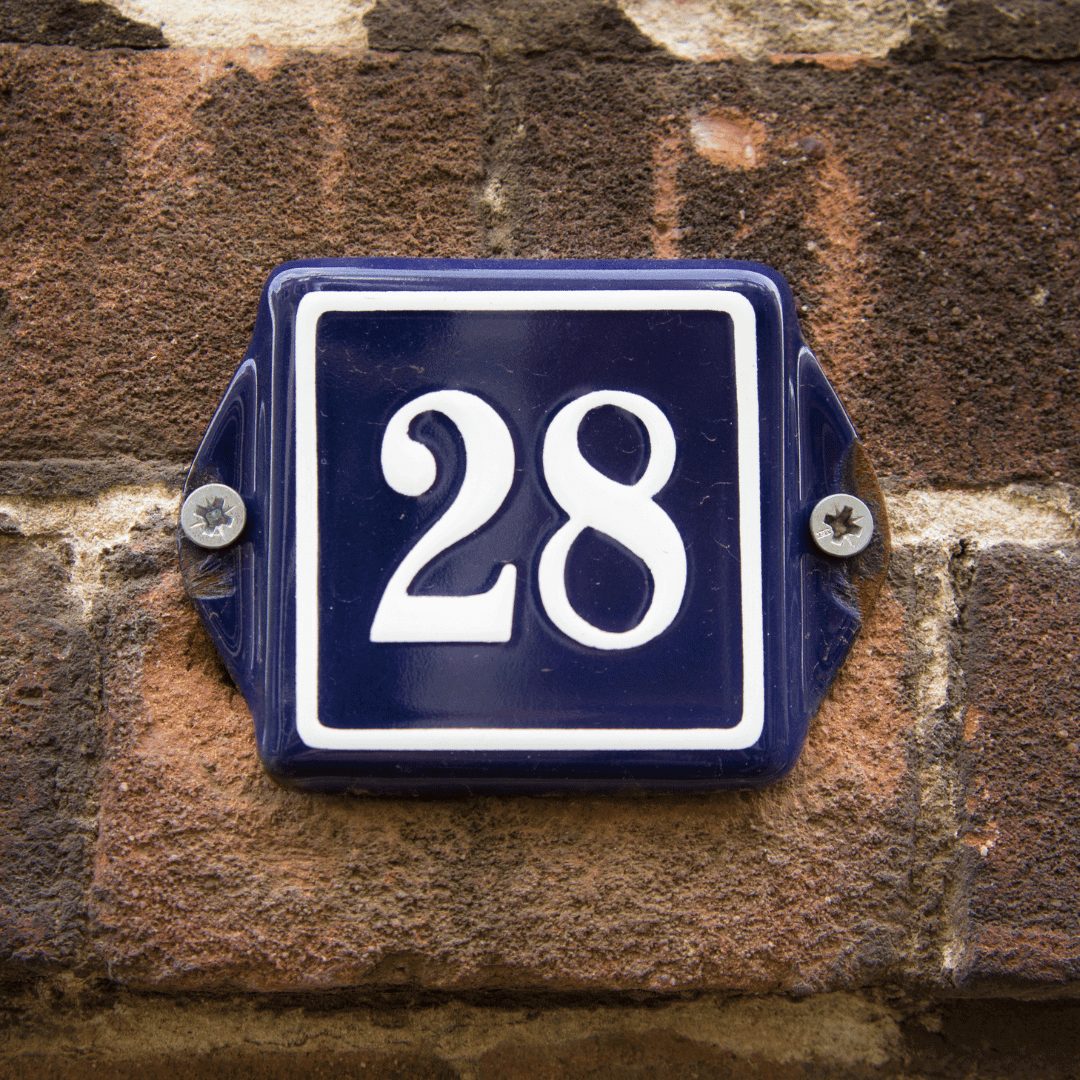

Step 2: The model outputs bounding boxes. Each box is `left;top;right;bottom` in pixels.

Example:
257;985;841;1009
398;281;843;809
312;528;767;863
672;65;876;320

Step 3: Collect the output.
179;260;889;794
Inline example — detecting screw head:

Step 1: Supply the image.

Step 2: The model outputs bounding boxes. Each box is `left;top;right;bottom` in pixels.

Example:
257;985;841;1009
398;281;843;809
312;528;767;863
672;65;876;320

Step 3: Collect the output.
809;494;874;558
180;483;246;550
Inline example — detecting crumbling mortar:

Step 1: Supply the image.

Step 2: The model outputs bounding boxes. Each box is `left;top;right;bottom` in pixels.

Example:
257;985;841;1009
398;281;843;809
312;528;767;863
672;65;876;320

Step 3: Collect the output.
0;486;178;618
886;483;1078;548
936;539;977;984
895;534;969;987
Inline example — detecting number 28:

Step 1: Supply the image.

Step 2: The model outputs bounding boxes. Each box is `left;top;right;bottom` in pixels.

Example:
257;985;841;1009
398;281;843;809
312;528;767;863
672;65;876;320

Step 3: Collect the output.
369;389;687;651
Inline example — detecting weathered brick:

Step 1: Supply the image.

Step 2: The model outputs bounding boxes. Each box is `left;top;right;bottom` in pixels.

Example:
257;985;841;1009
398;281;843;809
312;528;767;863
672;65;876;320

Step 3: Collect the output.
618;0;920;61
815;65;1079;489
0;46;486;463
495;58;1079;486
89;552;919;993
616;0;1080;63
0;1048;456;1080
0;537;99;978
0;0;164;48
903;0;1080;62
490;58;667;257
0;459;183;501
957;543;1080;986
366;0;658;57
4;46;1073;488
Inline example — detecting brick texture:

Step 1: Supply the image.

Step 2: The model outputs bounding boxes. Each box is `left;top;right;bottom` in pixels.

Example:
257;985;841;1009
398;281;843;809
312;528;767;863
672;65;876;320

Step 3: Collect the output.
489;58;665;258
0;46;486;463
366;0;658;57
495;57;1079;486
959;544;1080;986
0;0;164;48
0;48;1074;488
378;0;1080;65
4;991;1080;1078
0;0;1077;1065
89;551;919;992
902;0;1080;61
0;538;99;978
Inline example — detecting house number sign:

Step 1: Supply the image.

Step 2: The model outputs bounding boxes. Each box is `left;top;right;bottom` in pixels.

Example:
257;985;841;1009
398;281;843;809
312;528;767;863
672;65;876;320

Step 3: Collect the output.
178;260;888;794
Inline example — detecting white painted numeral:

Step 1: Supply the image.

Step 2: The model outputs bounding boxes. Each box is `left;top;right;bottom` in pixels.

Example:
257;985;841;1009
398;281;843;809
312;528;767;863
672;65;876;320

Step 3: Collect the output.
369;390;517;643
537;391;687;650
371;388;688;650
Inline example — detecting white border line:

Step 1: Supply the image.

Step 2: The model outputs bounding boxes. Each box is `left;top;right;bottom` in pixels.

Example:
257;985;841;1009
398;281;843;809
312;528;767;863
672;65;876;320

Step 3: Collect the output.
294;290;763;751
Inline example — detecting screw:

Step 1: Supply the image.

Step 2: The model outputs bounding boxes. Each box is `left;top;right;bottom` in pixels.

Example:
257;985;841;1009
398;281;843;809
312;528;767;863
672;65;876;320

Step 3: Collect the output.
809;494;874;558
180;483;247;550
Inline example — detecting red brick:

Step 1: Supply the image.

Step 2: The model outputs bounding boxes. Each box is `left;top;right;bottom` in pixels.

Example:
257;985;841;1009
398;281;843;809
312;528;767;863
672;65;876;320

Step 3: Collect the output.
490;58;666;258
0;537;99;978
0;46;486;463
670;57;1080;489
495;58;1079;486
903;0;1080;61
5;47;1074;488
365;0;659;57
0;0;164;48
957;543;1080;986
366;0;1080;64
89;554;919;993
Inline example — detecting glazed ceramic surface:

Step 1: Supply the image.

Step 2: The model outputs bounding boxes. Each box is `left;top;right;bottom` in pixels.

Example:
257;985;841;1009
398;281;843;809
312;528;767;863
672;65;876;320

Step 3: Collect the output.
179;260;888;793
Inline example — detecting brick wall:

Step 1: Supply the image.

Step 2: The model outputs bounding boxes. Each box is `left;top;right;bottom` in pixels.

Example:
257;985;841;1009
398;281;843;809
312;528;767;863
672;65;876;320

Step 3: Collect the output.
0;0;1077;1074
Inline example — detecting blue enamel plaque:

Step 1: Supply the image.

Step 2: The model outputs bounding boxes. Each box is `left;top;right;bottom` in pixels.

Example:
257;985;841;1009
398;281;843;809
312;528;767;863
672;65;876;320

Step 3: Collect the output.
179;260;889;794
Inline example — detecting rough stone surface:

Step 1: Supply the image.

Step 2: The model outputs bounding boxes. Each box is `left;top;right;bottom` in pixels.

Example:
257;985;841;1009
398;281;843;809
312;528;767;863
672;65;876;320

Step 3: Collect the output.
619;0;922;61
0;0;1076;1065
617;0;1080;63
586;0;1080;63
0;459;184;501
107;0;373;49
0;0;164;48
488;58;665;259
365;0;658;57
0;990;905;1077
495;58;1079;486
89;555;918;992
367;0;1080;64
14;0;1078;63
0;46;486;463
0;539;100;979
902;0;1080;62
958;544;1080;986
2;46;1075;487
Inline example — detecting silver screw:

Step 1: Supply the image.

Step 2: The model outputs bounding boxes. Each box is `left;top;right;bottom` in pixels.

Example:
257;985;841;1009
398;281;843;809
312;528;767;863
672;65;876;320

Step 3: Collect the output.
809;494;874;558
180;483;247;550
